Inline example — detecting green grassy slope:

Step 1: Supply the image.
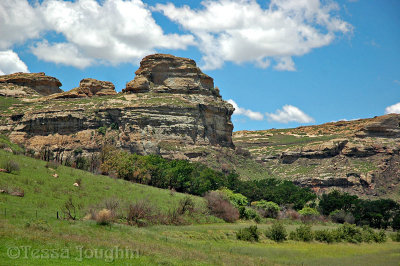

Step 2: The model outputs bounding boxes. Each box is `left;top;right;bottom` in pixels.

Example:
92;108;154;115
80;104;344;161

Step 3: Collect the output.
1;151;400;265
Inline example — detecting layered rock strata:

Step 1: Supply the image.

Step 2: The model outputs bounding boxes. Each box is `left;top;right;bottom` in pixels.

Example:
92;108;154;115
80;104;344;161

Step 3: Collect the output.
0;72;62;97
0;54;234;161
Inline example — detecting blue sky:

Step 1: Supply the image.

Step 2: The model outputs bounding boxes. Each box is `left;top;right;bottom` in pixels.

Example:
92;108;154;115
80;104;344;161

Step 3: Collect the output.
0;0;399;131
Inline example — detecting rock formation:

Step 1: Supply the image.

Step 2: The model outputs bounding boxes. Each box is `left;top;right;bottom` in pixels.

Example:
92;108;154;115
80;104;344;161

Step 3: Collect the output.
47;78;117;99
124;54;220;97
0;72;62;97
0;54;234;162
233;114;400;197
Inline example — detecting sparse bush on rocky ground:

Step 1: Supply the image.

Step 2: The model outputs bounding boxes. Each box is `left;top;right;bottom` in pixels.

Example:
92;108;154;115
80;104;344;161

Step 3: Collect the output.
265;221;287;242
236;225;260;242
205;191;239;223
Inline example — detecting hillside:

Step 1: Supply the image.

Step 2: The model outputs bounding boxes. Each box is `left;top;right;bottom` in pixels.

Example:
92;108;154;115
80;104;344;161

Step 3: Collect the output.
1;150;399;265
233;115;400;198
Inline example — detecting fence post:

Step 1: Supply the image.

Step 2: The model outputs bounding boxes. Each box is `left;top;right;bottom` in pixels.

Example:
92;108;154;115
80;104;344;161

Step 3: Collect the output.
57;211;59;220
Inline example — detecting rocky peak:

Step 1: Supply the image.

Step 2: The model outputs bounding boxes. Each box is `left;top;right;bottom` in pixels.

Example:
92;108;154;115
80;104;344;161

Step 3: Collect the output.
47;78;116;99
0;72;62;97
123;54;220;97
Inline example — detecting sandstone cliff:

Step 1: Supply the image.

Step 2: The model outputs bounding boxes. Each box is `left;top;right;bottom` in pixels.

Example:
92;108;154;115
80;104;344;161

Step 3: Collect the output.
0;72;62;97
0;54;234;163
233;114;400;198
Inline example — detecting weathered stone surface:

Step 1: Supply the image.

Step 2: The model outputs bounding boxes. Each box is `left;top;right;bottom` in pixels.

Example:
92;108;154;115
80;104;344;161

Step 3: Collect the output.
48;78;116;99
0;54;234;162
0;72;62;97
356;114;400;138
124;54;220;97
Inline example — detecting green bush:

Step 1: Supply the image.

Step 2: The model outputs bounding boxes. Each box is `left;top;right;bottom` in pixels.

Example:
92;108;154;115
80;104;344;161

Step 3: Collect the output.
97;126;107;135
314;229;336;243
252;200;280;218
239;206;261;221
217;188;248;208
298;207;319;216
335;223;363;243
236;225;260;242
391;231;400;242
265;222;287;242
289;224;314;242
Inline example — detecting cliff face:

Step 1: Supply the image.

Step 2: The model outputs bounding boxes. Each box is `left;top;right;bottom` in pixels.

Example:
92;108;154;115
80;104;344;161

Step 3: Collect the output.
233;114;400;198
0;54;234;161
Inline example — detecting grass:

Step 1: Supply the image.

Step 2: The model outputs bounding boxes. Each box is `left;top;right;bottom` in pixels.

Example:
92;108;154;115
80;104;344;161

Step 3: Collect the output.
0;150;399;265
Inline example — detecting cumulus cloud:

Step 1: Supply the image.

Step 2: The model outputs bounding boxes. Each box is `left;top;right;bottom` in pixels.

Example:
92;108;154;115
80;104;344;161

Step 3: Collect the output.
266;105;315;123
0;50;29;75
385;103;400;114
33;0;195;67
32;41;93;69
227;99;264;120
0;0;45;49
155;0;352;70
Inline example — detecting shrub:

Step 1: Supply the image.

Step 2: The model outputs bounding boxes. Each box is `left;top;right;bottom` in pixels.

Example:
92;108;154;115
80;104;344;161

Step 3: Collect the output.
96;209;113;225
299;207;319;216
391;231;400;242
25;219;50;231
236;225;260;242
75;156;88;170
280;208;300;220
330;210;355;224
289;224;314;242
265;221;287;242
2;159;20;173
335;223;363;243
97;126;107;135
239;206;261;221
218;188;248;208
205;191;239;223
314;229;336;243
177;196;195;215
252;200;280;218
127;200;156;227
110;123;119;130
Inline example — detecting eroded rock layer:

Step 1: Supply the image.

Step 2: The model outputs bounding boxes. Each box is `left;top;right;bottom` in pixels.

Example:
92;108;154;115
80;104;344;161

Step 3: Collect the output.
233;114;400;197
0;72;62;97
0;54;234;162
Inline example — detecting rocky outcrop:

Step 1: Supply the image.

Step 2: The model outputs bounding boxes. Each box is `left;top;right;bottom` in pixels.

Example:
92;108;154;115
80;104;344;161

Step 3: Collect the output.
123;54;220;97
47;78;116;99
0;72;62;97
0;54;234;162
356;114;400;138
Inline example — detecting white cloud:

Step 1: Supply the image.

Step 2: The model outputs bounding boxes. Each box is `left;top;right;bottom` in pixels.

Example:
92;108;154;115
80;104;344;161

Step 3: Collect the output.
385;103;400;114
155;0;352;70
33;0;195;67
0;50;29;75
227;99;264;120
32;41;93;69
0;0;45;49
266;105;315;123
394;80;400;85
